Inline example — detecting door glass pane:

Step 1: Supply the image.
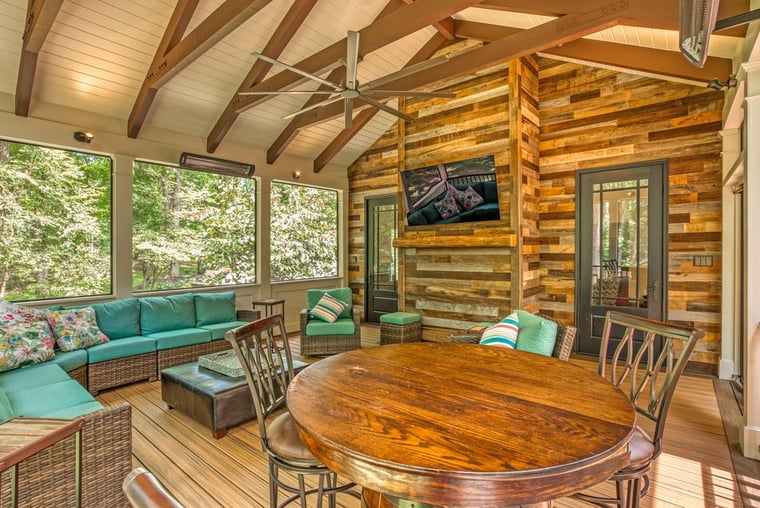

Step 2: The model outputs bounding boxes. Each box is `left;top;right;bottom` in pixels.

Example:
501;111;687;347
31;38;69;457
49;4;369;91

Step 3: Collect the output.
373;204;397;292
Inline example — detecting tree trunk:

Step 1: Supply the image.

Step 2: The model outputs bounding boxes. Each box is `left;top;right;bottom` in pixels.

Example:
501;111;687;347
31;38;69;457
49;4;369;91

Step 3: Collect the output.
169;173;182;278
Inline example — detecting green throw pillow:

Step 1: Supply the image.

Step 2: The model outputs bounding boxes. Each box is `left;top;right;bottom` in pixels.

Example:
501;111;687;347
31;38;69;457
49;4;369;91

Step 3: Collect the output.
514;310;558;357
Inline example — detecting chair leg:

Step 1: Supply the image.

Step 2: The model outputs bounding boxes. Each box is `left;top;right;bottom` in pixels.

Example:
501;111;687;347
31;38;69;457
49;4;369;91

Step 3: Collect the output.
298;474;308;507
269;460;279;508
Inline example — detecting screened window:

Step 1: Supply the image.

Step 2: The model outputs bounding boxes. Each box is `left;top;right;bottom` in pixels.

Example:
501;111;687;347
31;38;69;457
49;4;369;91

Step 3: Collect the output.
132;161;256;291
0;140;112;301
271;182;338;281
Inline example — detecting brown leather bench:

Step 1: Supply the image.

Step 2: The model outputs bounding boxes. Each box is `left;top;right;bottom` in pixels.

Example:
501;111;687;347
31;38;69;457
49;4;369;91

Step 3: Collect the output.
161;360;307;438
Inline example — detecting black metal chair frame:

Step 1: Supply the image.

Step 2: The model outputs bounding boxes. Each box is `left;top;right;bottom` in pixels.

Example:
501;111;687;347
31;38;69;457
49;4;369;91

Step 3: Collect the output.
574;310;704;507
225;314;359;508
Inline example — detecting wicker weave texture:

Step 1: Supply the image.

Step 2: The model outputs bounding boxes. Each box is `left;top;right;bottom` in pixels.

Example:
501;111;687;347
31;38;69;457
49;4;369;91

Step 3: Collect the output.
68;365;87;388
299;308;361;356
87;352;157;396
380;321;422;345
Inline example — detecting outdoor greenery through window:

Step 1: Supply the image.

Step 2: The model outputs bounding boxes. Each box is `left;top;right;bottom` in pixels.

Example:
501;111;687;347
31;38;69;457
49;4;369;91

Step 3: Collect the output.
0;140;112;301
132;161;256;291
271;182;338;281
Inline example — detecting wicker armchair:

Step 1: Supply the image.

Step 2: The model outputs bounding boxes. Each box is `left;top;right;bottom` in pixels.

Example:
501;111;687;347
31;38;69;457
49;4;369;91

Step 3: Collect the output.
451;311;577;361
300;307;361;356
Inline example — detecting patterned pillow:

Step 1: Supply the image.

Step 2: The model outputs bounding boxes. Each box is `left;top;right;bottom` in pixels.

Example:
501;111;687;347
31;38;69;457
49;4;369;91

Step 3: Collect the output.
0;301;55;373
479;312;519;349
451;186;485;211
310;293;346;323
47;307;110;352
434;191;461;220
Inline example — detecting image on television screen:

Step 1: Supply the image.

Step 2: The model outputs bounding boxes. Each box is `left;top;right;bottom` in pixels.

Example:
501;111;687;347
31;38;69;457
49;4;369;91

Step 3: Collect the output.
401;155;499;227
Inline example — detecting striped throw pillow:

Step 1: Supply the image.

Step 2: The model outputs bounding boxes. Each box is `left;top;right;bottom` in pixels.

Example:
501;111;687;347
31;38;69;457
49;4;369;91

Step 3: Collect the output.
479;312;519;349
309;293;346;323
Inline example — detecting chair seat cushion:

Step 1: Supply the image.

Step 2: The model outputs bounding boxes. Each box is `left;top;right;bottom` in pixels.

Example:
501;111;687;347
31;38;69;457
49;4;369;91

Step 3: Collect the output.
49;349;88;372
267;412;319;464
0;362;70;394
146;328;211;351
199;320;248;340
305;318;355;337
7;379;99;417
621;426;655;470
86;336;157;363
379;312;420;325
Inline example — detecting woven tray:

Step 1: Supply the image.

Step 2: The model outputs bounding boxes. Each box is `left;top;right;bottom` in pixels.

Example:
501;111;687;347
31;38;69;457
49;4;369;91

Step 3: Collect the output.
199;350;245;377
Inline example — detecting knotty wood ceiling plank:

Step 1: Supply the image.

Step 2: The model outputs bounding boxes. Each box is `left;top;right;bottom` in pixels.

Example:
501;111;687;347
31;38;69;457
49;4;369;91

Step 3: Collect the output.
15;0;63;116
128;0;274;139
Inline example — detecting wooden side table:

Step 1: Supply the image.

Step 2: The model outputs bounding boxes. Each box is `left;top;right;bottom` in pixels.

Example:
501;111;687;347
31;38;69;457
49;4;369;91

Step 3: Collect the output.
0;417;85;507
252;298;285;322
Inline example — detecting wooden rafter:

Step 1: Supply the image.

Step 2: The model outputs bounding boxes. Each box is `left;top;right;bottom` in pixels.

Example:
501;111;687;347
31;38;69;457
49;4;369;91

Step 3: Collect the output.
15;0;63;117
401;0;456;40
454;20;733;83
283;0;636;131
312;33;450;173
206;0;319;153
128;0;274;139
231;0;484;115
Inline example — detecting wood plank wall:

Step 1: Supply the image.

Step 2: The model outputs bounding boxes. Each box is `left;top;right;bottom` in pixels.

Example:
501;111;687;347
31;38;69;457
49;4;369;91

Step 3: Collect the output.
537;58;724;369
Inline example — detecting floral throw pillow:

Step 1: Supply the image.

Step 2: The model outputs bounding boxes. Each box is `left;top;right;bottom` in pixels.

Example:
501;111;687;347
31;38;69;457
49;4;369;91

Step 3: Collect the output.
0;301;55;373
47;307;109;352
434;191;461;220
451;185;485;211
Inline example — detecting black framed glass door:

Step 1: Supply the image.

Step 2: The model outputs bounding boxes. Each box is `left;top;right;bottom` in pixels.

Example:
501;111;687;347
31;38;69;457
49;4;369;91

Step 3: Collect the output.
366;195;398;323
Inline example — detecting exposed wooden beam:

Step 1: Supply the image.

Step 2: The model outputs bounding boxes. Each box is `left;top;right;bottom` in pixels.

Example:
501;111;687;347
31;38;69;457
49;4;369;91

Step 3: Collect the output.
289;1;634;130
206;0;319;153
454;20;732;83
401;0;456;39
312;33;450;173
232;0;484;115
128;0;273;138
15;0;63;116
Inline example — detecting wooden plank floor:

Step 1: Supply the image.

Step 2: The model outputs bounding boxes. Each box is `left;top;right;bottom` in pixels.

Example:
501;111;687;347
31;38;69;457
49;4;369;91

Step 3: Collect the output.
99;325;750;507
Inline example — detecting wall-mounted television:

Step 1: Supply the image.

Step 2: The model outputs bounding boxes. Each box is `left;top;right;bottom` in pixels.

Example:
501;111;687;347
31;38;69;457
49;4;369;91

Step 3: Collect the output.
401;155;500;227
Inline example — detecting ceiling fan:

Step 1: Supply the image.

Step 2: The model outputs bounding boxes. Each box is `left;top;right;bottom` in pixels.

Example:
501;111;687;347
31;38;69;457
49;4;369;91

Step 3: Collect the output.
240;30;455;129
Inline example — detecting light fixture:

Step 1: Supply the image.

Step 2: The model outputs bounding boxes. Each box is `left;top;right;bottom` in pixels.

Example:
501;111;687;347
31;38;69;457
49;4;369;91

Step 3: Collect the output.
706;75;737;91
679;0;720;68
178;152;254;178
74;131;94;143
292;170;301;180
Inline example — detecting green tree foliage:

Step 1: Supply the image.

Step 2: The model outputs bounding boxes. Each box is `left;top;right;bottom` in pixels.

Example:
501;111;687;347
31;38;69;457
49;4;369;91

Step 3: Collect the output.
0;140;111;301
271;182;338;281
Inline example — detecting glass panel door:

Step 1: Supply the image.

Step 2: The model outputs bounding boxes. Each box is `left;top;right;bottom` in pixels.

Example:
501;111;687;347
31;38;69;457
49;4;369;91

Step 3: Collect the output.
366;195;398;322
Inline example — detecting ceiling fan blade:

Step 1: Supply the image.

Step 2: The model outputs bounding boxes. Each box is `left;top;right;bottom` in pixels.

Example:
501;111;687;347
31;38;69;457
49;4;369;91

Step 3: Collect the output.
252;52;343;90
344;97;353;129
362;90;456;98
238;90;336;95
346;31;360;90
360;96;414;123
359;55;449;91
282;95;344;120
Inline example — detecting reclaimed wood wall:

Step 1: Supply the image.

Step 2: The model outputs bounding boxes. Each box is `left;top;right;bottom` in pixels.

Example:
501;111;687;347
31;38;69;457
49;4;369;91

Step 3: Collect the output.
537;58;724;370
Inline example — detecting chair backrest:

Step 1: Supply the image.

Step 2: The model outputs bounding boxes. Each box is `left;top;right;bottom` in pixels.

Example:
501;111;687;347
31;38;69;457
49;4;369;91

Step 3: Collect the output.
225;314;295;447
598;311;704;457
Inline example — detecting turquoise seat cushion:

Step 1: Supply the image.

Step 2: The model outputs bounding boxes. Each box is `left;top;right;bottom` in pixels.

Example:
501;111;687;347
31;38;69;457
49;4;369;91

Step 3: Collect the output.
50;349;88;372
45;401;104;419
8;379;97;417
0;388;14;422
307;288;352;319
305;318;355;337
146;328;211;351
92;298;141;339
515;310;558;357
379;312;420;325
86;336;157;364
0;363;70;394
199;320;247;340
140;294;196;335
195;292;236;326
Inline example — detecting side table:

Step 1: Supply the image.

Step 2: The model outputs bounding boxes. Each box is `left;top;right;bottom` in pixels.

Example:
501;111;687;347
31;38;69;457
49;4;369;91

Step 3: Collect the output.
252;298;285;322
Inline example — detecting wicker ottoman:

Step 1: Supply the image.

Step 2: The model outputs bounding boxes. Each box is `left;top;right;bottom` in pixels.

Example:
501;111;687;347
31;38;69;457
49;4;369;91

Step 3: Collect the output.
380;312;422;345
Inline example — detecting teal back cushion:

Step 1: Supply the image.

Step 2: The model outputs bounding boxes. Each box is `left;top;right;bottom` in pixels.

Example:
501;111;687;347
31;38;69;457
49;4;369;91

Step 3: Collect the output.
140;294;196;335
514;310;558;357
92;298;141;339
307;288;352;319
195;292;236;326
0;388;14;422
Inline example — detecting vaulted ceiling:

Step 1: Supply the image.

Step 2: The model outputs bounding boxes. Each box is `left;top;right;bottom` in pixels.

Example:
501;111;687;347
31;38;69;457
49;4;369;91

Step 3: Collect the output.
0;0;748;174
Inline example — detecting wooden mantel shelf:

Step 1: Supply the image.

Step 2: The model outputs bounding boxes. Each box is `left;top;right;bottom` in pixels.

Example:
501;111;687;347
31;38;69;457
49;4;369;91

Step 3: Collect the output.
393;229;517;249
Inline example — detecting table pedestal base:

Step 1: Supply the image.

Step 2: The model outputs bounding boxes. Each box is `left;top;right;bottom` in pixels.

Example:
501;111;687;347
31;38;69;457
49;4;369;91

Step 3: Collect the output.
361;488;552;508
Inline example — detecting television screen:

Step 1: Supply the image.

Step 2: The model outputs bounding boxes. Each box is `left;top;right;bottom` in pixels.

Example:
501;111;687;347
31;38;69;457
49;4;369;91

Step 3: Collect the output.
401;155;500;227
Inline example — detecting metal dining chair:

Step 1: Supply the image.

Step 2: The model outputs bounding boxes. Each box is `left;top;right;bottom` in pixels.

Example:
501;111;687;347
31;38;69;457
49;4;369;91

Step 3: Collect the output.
225;314;359;508
574;310;704;507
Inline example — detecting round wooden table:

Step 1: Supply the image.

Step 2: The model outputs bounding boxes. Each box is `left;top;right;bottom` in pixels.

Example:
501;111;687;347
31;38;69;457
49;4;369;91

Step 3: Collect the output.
287;342;636;508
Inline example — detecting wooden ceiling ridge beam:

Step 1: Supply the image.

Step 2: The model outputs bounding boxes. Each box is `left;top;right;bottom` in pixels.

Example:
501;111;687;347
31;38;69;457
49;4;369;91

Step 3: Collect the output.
206;0;319;153
290;0;632;131
231;0;484;115
15;0;64;116
128;0;274;138
454;20;732;82
312;32;450;173
400;0;456;39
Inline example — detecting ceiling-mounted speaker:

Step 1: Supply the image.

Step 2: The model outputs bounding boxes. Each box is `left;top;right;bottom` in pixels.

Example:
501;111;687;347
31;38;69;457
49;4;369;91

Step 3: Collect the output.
179;152;254;178
679;0;720;68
